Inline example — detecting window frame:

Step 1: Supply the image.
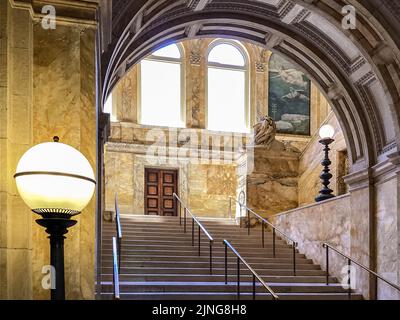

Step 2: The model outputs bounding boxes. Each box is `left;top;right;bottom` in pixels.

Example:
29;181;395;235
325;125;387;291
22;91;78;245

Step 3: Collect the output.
137;43;186;128
206;39;250;133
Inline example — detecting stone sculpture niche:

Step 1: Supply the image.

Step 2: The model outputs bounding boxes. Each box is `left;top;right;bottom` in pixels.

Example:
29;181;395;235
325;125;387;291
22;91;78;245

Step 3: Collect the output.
253;114;276;148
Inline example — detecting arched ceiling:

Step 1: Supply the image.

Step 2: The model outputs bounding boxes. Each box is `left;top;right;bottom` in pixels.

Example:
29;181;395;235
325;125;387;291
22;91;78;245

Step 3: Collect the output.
100;0;400;171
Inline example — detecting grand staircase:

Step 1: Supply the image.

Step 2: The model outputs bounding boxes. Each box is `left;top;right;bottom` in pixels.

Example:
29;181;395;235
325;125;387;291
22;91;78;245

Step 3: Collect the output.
100;214;362;300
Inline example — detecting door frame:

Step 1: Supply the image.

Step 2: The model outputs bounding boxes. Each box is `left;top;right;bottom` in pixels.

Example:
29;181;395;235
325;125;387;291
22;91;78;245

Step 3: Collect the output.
144;166;179;216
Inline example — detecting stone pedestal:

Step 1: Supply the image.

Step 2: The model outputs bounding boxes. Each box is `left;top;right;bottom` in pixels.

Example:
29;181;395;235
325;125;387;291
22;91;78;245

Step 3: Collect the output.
246;141;300;217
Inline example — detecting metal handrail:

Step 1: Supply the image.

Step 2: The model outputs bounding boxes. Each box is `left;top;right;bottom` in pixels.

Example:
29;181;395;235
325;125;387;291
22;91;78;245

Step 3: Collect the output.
112;236;120;300
229;196;298;276
223;240;279;300
114;194;122;272
323;242;400;300
229;196;296;244
173;193;214;274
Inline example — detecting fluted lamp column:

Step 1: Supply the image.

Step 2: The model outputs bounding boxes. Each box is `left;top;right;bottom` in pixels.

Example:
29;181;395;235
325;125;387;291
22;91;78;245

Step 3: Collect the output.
14;136;96;300
315;125;336;202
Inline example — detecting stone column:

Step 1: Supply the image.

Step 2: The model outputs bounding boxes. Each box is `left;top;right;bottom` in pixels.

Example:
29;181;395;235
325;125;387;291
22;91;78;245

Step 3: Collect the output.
253;48;269;125
372;152;400;299
0;0;9;299
114;66;137;123
184;39;207;129
0;1;33;300
344;169;376;299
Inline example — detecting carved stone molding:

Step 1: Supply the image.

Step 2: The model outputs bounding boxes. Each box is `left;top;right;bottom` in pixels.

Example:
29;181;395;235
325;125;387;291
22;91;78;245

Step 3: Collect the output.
255;61;266;73
372;151;400;185
344;168;372;192
10;0;99;27
189;52;202;65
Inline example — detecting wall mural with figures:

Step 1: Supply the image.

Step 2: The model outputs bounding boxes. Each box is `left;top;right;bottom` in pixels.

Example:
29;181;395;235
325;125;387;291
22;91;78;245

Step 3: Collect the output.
268;54;311;135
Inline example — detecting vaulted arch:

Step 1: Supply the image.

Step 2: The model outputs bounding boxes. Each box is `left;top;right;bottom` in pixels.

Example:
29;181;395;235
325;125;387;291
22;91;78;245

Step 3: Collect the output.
100;0;400;173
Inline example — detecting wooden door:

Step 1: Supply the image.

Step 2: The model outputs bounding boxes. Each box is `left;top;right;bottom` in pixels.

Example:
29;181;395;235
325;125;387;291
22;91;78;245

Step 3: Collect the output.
144;168;178;216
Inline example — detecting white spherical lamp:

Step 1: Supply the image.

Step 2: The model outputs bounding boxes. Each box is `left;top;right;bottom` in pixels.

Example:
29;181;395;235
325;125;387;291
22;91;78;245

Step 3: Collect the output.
319;124;335;140
14;136;96;300
14;136;95;215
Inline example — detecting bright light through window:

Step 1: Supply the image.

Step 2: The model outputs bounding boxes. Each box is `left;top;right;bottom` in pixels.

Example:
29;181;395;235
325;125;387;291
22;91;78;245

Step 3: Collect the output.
207;42;248;133
208;68;247;133
140;59;183;127
152;44;181;59
104;94;116;122
208;43;245;66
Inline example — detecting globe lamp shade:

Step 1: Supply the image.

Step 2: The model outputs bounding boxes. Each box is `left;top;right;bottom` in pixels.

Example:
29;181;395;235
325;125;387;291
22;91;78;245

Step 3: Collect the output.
14;138;96;215
319;124;335;140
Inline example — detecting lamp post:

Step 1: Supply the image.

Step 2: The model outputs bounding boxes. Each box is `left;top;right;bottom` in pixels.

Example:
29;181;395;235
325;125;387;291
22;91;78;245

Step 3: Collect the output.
14;136;96;300
315;125;335;202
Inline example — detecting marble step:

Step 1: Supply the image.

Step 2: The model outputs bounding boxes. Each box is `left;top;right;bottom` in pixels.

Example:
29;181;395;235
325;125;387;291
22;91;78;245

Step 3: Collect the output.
100;266;328;277
101;260;321;270
100;292;362;300
100;281;351;294
101;274;337;283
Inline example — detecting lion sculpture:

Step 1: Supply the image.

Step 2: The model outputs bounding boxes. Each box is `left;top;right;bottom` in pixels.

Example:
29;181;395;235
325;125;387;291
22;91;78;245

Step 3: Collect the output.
253;114;276;147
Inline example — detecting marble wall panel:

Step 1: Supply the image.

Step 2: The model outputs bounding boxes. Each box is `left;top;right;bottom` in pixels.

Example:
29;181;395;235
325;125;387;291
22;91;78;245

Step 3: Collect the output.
246;146;300;216
188;164;237;217
79;28;96;300
270;195;351;285
32;22;97;300
376;178;399;299
349;186;374;299
3;4;33;300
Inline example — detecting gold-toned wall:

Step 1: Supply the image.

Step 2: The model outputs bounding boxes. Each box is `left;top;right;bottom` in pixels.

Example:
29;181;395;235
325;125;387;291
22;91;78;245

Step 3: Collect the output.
104;124;240;217
0;2;97;299
106;38;342;216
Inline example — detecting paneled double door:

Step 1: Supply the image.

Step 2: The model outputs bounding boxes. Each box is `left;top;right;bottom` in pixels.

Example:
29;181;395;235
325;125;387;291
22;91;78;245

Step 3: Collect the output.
144;168;178;216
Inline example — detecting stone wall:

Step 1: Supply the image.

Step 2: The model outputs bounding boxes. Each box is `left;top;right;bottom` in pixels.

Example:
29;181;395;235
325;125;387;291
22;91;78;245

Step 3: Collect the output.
269;195;351;287
0;1;97;300
374;165;400;299
246;143;300;217
270;184;400;300
104;125;239;217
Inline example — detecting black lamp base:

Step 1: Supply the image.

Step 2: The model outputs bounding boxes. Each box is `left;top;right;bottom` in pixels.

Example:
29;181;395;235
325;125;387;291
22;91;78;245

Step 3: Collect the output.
35;216;77;300
315;138;335;203
315;193;335;202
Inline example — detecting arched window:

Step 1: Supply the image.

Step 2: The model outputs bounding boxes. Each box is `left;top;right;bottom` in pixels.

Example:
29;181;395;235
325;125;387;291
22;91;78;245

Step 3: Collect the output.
138;43;184;127
207;41;249;133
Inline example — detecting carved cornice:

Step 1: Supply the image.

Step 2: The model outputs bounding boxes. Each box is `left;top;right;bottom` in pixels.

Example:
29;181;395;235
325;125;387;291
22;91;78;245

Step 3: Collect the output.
187;0;212;12
10;0;99;27
293;21;353;75
379;141;398;156
344;168;372;192
372;151;400;185
353;72;385;153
